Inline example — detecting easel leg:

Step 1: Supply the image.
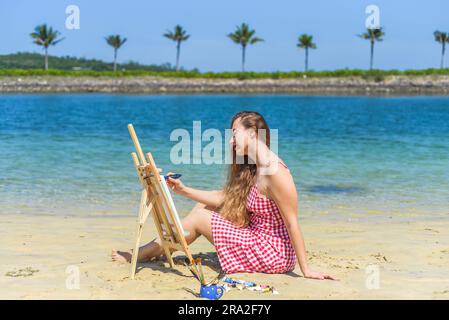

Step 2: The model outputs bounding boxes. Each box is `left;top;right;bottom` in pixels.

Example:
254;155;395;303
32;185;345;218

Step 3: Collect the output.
130;190;149;280
162;245;175;268
130;223;144;279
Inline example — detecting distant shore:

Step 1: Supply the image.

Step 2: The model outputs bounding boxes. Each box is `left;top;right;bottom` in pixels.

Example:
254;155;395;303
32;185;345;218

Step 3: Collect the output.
1;75;449;94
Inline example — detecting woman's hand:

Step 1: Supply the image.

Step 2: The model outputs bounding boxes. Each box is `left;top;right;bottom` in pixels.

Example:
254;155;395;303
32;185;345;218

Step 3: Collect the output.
165;172;187;196
303;269;338;281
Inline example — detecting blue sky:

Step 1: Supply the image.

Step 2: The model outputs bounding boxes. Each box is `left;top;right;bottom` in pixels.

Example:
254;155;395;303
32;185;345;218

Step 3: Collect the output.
0;0;448;71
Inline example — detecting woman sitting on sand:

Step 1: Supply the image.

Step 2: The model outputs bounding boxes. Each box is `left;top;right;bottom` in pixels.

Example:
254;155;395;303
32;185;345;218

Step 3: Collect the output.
112;110;336;280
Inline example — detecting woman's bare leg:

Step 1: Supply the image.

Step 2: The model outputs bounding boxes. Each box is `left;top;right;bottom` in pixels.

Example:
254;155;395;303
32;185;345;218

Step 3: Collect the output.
112;202;214;263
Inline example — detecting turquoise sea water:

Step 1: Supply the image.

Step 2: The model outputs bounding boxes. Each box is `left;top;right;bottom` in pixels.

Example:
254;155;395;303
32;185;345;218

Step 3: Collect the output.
0;94;448;221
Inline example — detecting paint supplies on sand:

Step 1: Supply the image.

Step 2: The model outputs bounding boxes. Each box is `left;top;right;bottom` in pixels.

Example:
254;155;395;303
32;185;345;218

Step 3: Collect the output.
185;258;225;300
220;276;279;295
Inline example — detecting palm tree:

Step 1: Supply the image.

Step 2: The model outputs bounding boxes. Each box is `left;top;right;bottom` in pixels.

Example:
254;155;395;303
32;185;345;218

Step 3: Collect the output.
228;23;264;72
105;35;127;72
30;24;64;70
434;31;449;69
297;34;317;72
358;27;385;70
163;25;190;71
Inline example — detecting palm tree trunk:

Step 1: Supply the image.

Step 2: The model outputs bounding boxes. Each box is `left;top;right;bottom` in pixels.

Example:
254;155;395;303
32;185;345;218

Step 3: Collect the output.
305;47;309;72
441;42;446;69
241;45;246;72
370;39;374;70
44;47;48;70
113;48;117;72
176;42;181;71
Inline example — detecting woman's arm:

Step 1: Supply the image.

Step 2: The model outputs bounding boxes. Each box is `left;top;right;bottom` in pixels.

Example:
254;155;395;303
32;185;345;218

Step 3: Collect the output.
165;172;224;209
181;187;224;209
266;166;337;280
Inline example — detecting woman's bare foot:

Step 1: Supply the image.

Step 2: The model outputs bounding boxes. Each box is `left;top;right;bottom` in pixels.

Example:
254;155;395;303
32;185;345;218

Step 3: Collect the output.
111;249;132;263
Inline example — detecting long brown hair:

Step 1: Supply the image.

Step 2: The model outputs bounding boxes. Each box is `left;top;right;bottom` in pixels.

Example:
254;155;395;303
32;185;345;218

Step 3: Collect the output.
217;111;271;227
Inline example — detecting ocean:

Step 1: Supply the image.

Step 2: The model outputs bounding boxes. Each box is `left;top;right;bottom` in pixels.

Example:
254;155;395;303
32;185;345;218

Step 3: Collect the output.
1;94;448;222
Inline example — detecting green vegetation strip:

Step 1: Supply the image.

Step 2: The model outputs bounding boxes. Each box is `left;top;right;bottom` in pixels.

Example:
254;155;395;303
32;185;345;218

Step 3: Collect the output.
1;68;449;79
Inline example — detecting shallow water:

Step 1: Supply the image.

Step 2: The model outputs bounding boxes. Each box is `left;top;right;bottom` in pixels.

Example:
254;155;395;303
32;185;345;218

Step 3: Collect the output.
1;94;448;221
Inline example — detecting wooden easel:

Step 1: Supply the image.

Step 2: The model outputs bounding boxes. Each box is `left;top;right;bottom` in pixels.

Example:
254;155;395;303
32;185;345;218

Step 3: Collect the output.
127;124;196;280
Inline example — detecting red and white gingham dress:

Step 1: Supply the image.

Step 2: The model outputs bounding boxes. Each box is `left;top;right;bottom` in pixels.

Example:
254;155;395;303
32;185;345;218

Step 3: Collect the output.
211;162;297;274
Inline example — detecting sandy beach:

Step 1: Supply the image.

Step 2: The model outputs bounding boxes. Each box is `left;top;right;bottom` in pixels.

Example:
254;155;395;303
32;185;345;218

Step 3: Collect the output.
1;211;448;300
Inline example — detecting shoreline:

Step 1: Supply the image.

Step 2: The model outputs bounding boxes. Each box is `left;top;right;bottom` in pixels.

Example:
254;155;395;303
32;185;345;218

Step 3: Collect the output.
1;75;449;94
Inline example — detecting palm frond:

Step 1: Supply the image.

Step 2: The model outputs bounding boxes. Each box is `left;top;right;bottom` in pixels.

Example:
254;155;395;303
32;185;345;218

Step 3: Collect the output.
434;30;449;43
164;25;190;43
105;35;127;49
358;27;385;41
30;24;63;48
228;23;263;47
297;34;317;49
